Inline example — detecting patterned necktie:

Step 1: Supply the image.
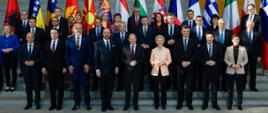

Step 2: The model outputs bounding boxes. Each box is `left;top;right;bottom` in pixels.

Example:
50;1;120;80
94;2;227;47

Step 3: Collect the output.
76;37;80;50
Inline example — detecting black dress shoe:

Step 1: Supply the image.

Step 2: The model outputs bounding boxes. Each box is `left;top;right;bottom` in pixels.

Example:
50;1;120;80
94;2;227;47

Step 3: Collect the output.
49;106;56;110
24;104;32;110
238;106;243;110
250;88;258;92
154;105;159;110
201;105;208;110
134;106;139;111
176;105;182;110
123;106;129;111
86;106;92;110
187;105;194;110
101;107;106;112
36;105;41;110
107;106;114;111
72;105;80;111
56;106;62;110
212;105;221;110
227;106;232;110
162;105;166;110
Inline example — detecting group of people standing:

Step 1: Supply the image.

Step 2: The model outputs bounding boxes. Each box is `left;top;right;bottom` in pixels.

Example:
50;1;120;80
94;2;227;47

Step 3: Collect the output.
0;4;263;111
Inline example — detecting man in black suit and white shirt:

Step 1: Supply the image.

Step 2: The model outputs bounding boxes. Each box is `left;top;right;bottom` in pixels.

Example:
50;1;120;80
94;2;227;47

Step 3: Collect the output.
240;4;262;34
49;7;68;30
17;10;29;43
128;7;141;35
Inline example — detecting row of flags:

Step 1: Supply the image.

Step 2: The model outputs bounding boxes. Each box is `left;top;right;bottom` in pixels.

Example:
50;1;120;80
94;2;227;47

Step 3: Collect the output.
3;0;268;69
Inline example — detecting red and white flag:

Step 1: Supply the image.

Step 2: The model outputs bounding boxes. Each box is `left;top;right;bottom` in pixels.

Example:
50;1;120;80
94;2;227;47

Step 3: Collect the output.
152;0;167;22
115;0;129;23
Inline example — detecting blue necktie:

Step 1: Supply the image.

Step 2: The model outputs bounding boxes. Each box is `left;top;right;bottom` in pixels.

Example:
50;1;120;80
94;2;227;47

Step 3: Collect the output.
198;27;202;42
183;38;188;51
28;45;32;57
220;30;224;44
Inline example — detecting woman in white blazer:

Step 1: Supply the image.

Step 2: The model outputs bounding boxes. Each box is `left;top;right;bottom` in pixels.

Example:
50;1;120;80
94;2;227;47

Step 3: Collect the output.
150;35;172;110
224;36;248;110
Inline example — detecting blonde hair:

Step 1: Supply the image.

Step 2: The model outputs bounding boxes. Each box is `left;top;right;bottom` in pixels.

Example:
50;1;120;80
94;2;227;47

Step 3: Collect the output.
155;35;165;42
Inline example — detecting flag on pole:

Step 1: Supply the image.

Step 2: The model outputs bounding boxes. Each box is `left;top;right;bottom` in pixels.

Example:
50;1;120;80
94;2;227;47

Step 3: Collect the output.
204;0;219;28
223;0;240;35
134;0;148;16
82;0;97;35
242;0;256;17
115;0;130;23
169;0;184;25
188;0;201;19
260;0;268;69
46;0;57;26
64;0;79;19
4;0;20;33
98;0;112;22
152;0;167;22
29;0;45;29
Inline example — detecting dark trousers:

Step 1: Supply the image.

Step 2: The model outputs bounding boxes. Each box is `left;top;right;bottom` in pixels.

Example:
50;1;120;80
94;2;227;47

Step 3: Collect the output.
202;68;219;106
2;53;17;87
117;62;125;90
245;57;257;89
177;67;193;106
168;62;177;90
91;66;99;90
220;64;227;90
227;74;245;107
151;75;168;107
100;72;115;108
47;68;64;107
71;69;90;106
0;64;3;90
124;69;141;107
194;63;202;91
23;69;41;106
142;49;151;90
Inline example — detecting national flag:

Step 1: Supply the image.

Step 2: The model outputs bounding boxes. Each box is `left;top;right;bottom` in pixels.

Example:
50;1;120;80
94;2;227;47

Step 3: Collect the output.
169;0;184;25
4;0;20;33
204;0;219;28
134;0;148;16
98;0;112;22
29;0;45;29
223;0;240;35
82;0;97;35
242;0;256;17
115;0;129;23
46;0;57;26
260;0;268;69
188;0;201;19
64;0;79;19
152;0;167;22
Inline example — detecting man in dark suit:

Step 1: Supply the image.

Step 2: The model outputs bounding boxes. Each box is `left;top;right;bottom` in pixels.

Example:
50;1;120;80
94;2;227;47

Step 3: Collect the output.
49;7;68;30
19;33;42;110
199;32;222;110
65;23;92;110
174;26;198;110
26;17;47;46
137;16;155;90
113;22;129;91
42;28;66;110
240;4;262;34
17;10;29;43
166;13;181;90
240;20;262;91
214;18;232;91
128;7;141;34
94;28;119;112
122;34;144;111
182;10;196;29
46;17;68;41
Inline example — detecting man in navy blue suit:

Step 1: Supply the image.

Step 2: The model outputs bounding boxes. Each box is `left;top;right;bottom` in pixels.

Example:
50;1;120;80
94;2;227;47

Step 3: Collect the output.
94;28;119;112
65;23;93;111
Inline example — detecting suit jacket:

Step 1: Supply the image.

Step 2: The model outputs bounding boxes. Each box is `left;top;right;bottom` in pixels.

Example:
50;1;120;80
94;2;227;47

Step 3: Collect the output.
240;30;262;58
48;17;69;30
18;44;42;75
127;16;141;34
191;26;207;44
199;43;223;69
42;39;66;70
137;25;156;49
151;22;168;37
113;32;129;48
150;47;172;76
224;46;248;74
182;20;196;28
46;25;68;41
89;27;105;43
65;35;93;69
26;27;48;46
165;24;181;48
122;44;144;72
173;36;198;70
94;38;119;74
213;29;232;51
16;19;29;42
240;14;262;33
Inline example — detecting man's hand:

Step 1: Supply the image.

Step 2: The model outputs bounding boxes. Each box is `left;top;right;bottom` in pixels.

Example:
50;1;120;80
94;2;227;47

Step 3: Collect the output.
62;68;67;74
115;67;119;75
181;61;190;68
68;65;74;74
83;64;90;74
141;44;149;49
167;39;175;45
42;68;48;76
257;57;262;62
96;70;101;78
130;60;137;66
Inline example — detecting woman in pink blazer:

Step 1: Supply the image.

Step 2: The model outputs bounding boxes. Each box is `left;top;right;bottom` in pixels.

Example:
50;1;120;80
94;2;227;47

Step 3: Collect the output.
150;35;172;110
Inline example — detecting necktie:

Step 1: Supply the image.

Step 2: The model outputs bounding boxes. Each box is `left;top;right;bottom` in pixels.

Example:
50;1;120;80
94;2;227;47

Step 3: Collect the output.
76;37;80;50
28;44;32;56
183;38;188;51
249;31;253;43
23;21;26;28
96;28;100;37
131;45;135;57
220;30;224;44
209;44;213;57
106;40;110;50
135;16;139;27
198;27;202;41
169;25;173;36
51;41;56;52
121;32;125;43
189;21;192;28
143;27;147;37
31;28;35;34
